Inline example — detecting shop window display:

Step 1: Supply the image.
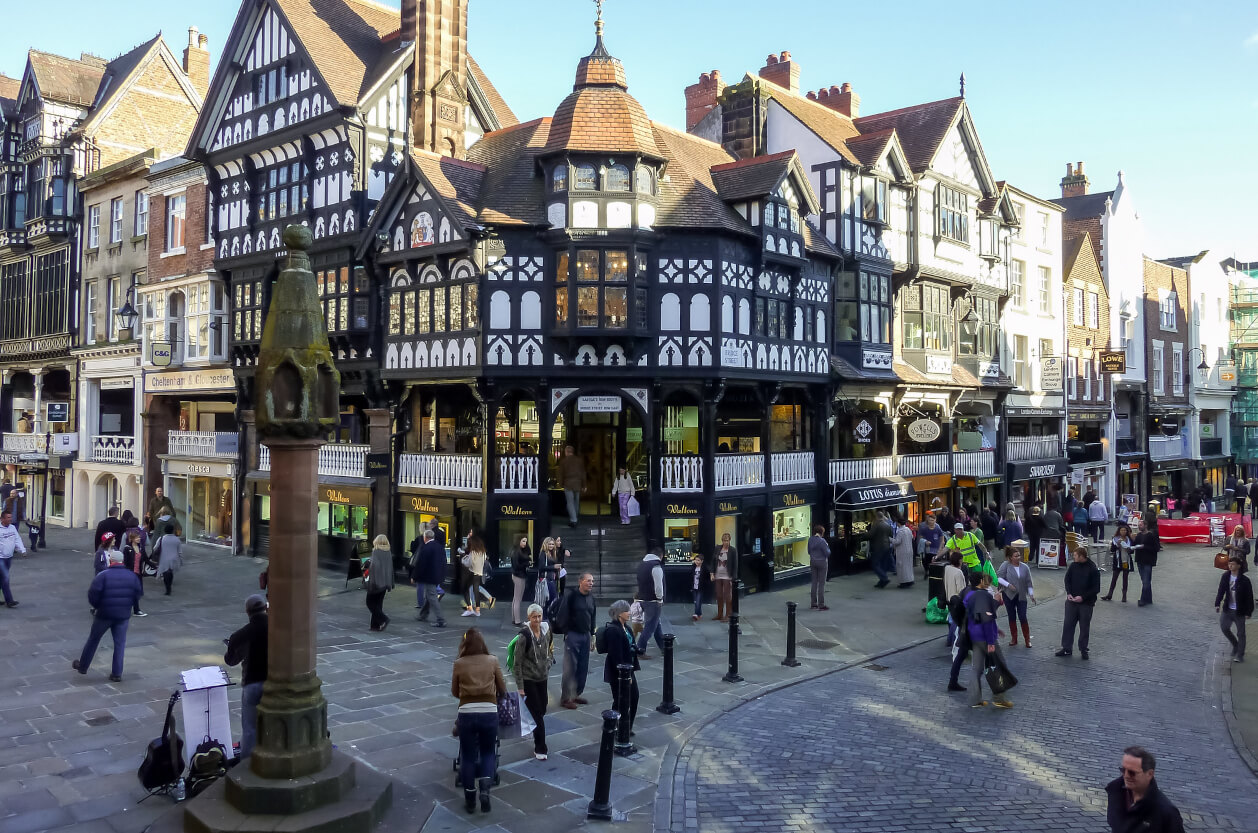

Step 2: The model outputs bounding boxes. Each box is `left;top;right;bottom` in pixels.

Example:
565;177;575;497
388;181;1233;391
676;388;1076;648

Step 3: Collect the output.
664;517;698;564
496;518;533;569
772;505;810;573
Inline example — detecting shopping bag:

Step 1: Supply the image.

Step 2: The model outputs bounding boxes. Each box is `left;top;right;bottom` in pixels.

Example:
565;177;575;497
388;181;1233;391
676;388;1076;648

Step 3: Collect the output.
984;656;1018;695
924;597;948;625
519;695;536;738
626;496;640;517
497;692;519;727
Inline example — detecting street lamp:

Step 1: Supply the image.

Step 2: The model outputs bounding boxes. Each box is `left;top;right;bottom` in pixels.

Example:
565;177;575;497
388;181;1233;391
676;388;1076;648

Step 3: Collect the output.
114;293;139;338
1187;347;1210;374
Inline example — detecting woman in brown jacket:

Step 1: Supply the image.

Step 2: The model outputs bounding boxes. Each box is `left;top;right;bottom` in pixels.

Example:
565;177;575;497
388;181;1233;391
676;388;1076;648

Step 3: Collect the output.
451;628;507;814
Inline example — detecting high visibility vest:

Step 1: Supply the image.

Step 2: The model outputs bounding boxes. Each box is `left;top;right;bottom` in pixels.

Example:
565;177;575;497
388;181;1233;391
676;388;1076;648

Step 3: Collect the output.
944;531;981;567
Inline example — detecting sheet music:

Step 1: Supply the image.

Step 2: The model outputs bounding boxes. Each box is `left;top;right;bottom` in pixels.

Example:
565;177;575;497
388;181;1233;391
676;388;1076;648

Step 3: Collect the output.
181;665;228;690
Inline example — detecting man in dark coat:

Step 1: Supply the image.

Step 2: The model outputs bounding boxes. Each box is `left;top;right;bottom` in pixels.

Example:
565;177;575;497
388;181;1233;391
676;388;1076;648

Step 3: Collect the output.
410;528;447;626
1132;518;1162;607
94;507;126;552
1106;746;1184;833
225;594;269;757
1056;545;1100;660
1248;478;1258;520
73;551;143;681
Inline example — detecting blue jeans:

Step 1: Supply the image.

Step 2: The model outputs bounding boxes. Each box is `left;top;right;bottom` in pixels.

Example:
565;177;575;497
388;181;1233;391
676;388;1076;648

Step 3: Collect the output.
240;681;264;757
0;557;13;605
693;589;703;617
946;614;957;647
1004;596;1028;627
1138;563;1153;604
457;712;498;785
636;600;666;654
562;632;591;701
872;549;891;584
79;616;129;677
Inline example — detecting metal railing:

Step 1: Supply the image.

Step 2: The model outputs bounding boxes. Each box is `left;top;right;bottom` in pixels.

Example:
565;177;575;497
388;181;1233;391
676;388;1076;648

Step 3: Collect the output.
397;453;483;493
1148;435;1188;461
771;451;814;486
953;449;995;477
259;443;370;478
1;433;48;453
91;435;137;465
828;456;896;484
660;455;703;492
714;453;765;491
168;430;237;458
896;452;950;477
1007;435;1062;461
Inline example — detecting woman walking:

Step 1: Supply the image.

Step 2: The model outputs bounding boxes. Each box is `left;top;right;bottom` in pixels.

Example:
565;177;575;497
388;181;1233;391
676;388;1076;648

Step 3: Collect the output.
450;628;507;813
510;536;531;626
534;537;556;615
121;531;146;616
1216;556;1253;663
512;604;553;760
996;509;1023;550
997;546;1034;646
600;600;640;736
713;533;736;621
612;467;635;525
155;524;183;595
1102;524;1135;602
365;534;394;631
893;514;916;588
965;569;1013;709
460;531;493;617
1222;525;1251;567
943;551;966;648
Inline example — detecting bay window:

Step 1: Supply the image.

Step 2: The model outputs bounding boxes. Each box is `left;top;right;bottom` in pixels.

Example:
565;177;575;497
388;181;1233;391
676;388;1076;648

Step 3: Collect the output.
558;249;628;329
903;283;951;351
834;271;890;344
959;296;998;356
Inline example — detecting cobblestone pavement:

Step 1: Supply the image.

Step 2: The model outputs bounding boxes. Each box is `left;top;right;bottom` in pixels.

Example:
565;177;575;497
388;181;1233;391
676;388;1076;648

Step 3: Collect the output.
665;545;1258;832
0;527;1000;833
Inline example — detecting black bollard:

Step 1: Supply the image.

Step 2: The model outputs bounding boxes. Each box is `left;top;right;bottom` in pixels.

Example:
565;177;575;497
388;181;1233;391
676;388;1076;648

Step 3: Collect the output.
733;579;743;635
782;601;802;667
656;633;680;714
586;709;620;820
722;612;743;683
613;663;636;757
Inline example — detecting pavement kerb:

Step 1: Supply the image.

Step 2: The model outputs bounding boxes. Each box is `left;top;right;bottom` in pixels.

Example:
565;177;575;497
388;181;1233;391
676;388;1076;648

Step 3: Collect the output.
1221;650;1258;778
652;578;1065;832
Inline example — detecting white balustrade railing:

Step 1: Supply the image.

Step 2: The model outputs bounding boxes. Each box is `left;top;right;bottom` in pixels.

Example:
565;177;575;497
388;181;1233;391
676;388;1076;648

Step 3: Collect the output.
2;433;48;453
1149;434;1188;461
660;455;703;492
714;453;765;491
953;450;995;477
1006;435;1062;461
771;451;814;486
398;453;483;492
828;456;896;483
897;452;950;477
497;455;538;493
260;443;370;478
91;435;137;465
168;430;237;458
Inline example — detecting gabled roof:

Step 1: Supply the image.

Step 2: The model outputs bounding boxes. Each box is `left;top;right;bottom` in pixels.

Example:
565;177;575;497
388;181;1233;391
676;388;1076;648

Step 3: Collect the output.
854;97;964;175
1159;251;1209;270
464;117;552;226
764;89;860;165
1063;232;1096;280
409;149;485;231
75;35;201;138
710;149;819;215
650;123;752;236
272;0;400;107
846;129;892;167
1051;190;1115;221
26;49;107;106
0;74;19;118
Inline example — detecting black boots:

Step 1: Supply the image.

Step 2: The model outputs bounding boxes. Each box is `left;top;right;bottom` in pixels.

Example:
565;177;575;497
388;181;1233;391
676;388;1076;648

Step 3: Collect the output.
477;777;492;812
463;789;476;814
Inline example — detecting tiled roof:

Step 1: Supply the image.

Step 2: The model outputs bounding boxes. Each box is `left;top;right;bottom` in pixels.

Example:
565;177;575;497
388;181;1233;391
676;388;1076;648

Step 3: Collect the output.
0;74;19;117
766;92;860;165
976;181;1006;215
846;129;893;167
274;0;399;106
80;35;165;132
544;40;659;157
467;55;517;128
1051;190;1114;221
649;123;750;236
27;49;107;106
1062;233;1091;279
410;148;485;230
855;97;963;174
802;219;840;257
709;150;796;202
464;118;552;226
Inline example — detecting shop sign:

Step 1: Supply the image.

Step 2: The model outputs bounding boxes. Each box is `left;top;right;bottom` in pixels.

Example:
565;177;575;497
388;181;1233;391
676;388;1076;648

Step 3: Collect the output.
150;341;173;367
664;501;700;516
965;475;1004;486
1119;461;1141;473
99;377;133;390
906;418;941;443
1040;357;1063;391
1008;459;1069;480
46;402;69;423
777;492;813;509
577;395;621;413
144;368;236;393
1220;367;1236;383
364;453;390;477
0;451;23;465
1009;407;1066;417
167;459;233;478
405;495;453;515
662;427;685;442
1099;351;1127;373
716;498;742;515
324;486;372;506
833;477;915;511
1201;424;1215;437
498;503;534;519
854;418;874;444
1070;411;1109;422
626;427;643;442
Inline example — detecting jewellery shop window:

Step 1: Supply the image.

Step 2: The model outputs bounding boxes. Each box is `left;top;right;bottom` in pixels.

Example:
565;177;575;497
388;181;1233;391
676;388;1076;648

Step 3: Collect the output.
664;517;698;564
772;505;810;572
317;501;370;540
497;519;534;569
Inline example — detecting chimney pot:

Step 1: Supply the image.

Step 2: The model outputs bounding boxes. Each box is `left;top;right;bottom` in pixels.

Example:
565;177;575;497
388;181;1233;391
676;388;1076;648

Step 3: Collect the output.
685;65;727;131
188;26;198;49
766;54;778;65
1077;161;1084;174
840;82;852;93
829;85;841;95
758;51;801;94
807;91;817;101
183;25;211;99
780;51;791;61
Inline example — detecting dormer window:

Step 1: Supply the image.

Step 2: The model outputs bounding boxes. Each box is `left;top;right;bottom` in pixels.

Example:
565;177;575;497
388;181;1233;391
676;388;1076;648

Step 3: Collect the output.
605;163;630;192
635;165;653;195
552;165;568;192
575;164;597;190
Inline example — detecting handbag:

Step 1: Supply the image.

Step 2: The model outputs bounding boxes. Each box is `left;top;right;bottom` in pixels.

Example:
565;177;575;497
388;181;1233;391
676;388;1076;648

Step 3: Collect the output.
1215;552;1231;571
497;691;519;727
984;655;1018;695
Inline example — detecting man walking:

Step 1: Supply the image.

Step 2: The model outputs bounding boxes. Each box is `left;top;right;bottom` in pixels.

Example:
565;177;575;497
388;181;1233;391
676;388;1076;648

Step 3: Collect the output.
410;528;447;627
224;594;268;757
554;572;597;708
1226;472;1240;513
94;506;126;551
635;548;668;658
1132;518;1161;607
73;550;143;681
1088;495;1109;543
1056;545;1100;660
1105;746;1184;832
557;445;586;527
808;524;831;608
1248;477;1258;521
147;487;176;528
0;508;25;608
869;510;894;589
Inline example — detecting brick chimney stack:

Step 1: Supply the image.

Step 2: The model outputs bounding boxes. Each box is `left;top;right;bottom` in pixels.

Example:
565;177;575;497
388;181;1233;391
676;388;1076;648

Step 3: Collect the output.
684;70;725;131
758;51;800;94
403;0;468;158
1061;161;1090;199
182;26;210;100
807;82;859;118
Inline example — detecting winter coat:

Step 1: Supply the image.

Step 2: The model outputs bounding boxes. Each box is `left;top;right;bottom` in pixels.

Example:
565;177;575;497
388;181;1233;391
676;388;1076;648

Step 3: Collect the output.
1104;777;1184;833
808;534;831;566
600;620;640;684
224;613;269;686
510;545;531;579
1064;558;1101;605
1133;530;1161;567
155;534;183;575
963;588;1000;645
512;622;553;686
366;548;395;593
410;539;447;585
87;565;143;620
996;519;1024;548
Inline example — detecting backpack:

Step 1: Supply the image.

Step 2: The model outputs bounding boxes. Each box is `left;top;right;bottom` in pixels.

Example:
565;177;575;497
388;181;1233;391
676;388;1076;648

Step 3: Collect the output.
505;633;520;674
947;593;967;627
551;591;570;634
185;735;229;797
595;621;612;655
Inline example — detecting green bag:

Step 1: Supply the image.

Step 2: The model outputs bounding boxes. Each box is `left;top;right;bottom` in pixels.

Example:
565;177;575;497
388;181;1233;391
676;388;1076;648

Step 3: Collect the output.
505;634;520;673
924;597;948;625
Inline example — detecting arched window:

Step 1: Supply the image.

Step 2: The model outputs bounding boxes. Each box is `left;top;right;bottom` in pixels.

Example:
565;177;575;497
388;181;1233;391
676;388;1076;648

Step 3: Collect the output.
605;163;630;192
575;164;597;191
635;165;653;195
552;165;568;192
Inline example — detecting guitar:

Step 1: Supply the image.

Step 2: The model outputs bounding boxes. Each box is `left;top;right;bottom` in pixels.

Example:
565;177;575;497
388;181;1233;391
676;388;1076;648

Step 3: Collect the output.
138;691;185;791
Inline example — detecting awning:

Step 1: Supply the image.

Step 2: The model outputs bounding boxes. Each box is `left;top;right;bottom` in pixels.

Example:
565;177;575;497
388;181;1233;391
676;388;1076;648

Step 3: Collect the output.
833;477;916;511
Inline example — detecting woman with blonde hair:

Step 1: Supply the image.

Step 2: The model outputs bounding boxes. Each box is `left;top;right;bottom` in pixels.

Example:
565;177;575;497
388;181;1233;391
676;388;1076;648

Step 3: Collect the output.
365;534;395;631
534;536;557;613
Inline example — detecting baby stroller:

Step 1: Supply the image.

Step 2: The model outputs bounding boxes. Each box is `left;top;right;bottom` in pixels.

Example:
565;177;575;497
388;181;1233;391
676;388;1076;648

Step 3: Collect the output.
453;735;501;787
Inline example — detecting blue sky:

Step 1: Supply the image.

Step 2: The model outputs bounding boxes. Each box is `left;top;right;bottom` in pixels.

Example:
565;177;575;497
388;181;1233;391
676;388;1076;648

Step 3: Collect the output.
3;0;1255;261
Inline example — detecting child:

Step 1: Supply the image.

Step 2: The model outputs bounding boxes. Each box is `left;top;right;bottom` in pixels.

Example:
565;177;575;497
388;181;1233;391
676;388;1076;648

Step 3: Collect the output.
691;553;710;622
612;467;635;525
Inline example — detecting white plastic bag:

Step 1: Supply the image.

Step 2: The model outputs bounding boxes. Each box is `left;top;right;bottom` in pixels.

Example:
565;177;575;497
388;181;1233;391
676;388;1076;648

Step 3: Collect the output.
519;694;536;737
626;496;641;517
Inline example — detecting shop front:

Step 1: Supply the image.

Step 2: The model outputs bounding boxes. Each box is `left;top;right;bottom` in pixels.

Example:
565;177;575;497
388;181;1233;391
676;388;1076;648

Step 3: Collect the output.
712;495;765;592
907;473;954;524
484;495;532;580
164;458;235;548
769;489;817;583
956;474;1003;517
1007;458;1070;512
1149;461;1191;515
252;478;374;568
1116;460;1144;515
1068;462;1109;515
1199;456;1230;511
661;495;703;598
831;476;915;573
0;449;69;544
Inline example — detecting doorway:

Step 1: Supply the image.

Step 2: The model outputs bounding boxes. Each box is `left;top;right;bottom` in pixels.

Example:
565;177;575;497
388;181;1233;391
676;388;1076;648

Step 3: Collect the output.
573;417;617;516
